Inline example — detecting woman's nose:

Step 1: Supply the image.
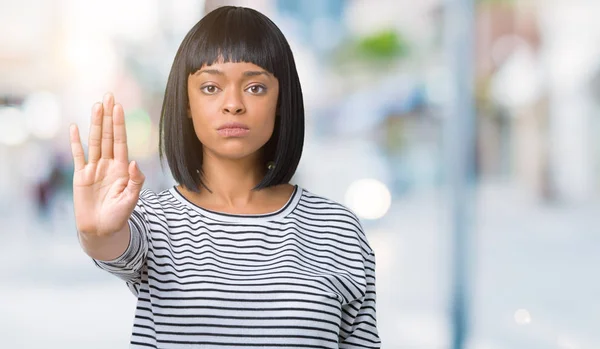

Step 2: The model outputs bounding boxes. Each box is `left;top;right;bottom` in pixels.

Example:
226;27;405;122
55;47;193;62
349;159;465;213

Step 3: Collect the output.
222;90;245;115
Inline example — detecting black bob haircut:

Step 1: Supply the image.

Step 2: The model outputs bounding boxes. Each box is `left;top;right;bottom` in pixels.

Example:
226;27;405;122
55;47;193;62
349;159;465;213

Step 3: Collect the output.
159;6;305;193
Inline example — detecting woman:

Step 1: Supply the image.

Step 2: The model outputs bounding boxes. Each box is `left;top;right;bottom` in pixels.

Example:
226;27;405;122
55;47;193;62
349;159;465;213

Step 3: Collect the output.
70;6;380;348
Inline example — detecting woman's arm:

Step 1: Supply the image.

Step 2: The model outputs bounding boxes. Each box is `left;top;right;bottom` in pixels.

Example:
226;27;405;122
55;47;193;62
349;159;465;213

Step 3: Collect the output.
339;250;381;348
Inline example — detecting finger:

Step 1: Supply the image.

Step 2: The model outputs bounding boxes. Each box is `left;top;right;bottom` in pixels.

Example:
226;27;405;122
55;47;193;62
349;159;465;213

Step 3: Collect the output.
126;161;145;197
88;102;103;163
101;92;115;159
70;124;86;172
113;103;129;163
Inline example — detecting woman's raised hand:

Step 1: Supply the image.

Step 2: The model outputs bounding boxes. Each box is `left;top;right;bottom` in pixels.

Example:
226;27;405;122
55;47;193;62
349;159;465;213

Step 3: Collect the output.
70;93;145;238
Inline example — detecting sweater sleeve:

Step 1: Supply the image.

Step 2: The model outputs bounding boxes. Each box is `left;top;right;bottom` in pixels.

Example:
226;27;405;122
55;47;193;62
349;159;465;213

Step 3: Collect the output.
338;250;381;348
92;189;154;296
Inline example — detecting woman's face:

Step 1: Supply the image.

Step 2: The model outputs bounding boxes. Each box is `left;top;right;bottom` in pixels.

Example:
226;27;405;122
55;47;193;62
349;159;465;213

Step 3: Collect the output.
187;61;279;162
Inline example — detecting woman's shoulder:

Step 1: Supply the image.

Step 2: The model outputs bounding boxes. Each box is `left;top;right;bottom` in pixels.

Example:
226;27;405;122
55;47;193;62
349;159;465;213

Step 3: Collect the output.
298;187;361;222
298;186;374;256
138;186;170;201
136;186;181;210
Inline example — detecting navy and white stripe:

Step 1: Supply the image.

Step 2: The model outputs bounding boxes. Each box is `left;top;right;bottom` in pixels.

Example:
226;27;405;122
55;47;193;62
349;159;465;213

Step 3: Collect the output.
94;185;381;348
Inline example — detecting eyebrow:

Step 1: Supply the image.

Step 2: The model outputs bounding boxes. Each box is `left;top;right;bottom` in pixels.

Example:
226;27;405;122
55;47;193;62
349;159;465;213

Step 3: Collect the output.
194;69;271;77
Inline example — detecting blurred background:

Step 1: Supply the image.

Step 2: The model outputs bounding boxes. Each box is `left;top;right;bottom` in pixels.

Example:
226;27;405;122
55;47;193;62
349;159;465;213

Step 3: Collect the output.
1;0;599;348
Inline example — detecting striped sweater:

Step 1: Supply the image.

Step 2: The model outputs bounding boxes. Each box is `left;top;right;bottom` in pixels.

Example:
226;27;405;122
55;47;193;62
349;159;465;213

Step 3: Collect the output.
93;185;381;348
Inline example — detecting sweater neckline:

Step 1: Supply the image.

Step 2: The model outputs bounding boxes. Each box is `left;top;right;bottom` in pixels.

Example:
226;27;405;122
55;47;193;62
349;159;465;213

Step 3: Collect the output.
169;185;302;223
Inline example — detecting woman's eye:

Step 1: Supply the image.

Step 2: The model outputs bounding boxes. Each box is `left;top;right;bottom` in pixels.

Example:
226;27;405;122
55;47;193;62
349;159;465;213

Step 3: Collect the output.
201;85;219;94
247;85;266;94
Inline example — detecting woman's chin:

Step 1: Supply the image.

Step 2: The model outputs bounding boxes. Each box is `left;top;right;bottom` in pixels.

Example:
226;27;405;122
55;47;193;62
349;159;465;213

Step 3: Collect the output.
209;147;261;161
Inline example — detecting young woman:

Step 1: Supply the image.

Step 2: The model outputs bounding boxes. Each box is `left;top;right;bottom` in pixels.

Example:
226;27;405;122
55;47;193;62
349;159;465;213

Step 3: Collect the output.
70;6;380;348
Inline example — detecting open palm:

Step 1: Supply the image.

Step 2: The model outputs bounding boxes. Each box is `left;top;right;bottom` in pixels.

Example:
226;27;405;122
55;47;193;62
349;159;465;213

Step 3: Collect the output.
70;93;145;237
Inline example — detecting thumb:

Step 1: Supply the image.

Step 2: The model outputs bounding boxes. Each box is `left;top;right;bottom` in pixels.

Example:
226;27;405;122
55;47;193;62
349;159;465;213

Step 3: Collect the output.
126;160;145;197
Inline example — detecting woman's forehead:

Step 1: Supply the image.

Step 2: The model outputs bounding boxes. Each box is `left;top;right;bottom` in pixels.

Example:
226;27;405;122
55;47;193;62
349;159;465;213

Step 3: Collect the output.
192;61;275;78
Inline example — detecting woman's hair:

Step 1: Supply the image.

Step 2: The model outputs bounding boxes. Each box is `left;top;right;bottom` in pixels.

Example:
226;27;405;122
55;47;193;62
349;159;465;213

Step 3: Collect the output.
159;6;305;192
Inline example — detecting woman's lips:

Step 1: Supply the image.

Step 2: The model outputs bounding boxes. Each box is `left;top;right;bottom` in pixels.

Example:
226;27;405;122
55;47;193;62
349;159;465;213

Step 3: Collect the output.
216;127;250;137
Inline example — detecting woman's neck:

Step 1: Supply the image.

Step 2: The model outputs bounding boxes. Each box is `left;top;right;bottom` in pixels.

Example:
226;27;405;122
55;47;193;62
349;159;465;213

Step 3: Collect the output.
191;151;268;208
